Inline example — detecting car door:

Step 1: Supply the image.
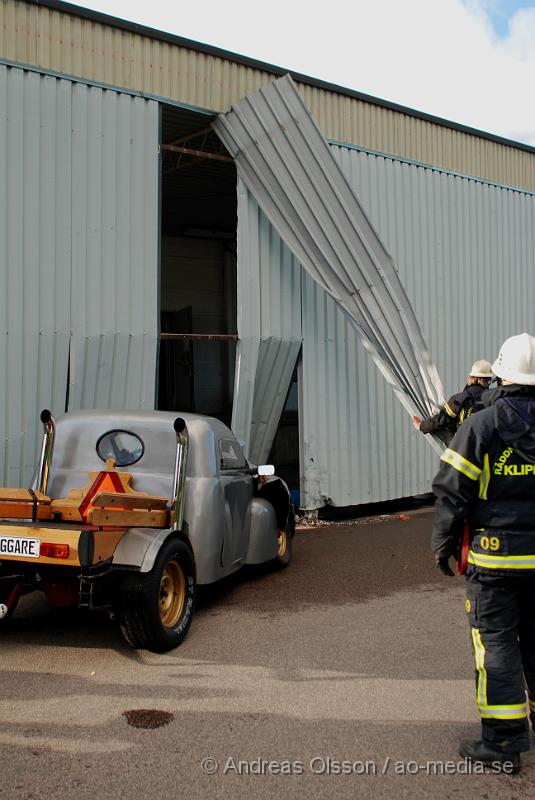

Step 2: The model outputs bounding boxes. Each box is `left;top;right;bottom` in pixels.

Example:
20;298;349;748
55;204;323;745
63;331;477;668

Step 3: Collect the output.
218;437;253;568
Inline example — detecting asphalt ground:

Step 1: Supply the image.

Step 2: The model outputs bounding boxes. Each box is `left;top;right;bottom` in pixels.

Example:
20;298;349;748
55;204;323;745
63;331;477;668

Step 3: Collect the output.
1;509;535;799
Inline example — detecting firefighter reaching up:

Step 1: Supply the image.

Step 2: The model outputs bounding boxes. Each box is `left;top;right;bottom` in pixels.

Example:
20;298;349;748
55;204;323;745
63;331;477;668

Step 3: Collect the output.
431;332;535;774
413;359;493;445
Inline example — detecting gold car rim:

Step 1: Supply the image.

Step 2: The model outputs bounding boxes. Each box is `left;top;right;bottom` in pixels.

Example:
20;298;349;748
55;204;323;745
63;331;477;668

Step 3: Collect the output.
159;561;186;628
277;530;287;558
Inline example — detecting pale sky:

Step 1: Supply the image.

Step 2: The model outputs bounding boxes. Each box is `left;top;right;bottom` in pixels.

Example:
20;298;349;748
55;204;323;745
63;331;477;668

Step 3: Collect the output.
72;0;535;146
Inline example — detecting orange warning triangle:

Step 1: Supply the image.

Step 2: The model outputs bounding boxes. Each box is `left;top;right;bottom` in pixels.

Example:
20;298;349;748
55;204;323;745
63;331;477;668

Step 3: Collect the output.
79;470;125;521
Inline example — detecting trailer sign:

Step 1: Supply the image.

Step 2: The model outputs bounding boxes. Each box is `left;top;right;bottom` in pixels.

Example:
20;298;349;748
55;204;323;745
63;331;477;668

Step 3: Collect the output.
0;537;40;558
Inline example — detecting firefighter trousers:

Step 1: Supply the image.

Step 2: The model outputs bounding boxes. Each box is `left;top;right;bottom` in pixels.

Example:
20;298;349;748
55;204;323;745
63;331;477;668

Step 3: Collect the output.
466;568;535;752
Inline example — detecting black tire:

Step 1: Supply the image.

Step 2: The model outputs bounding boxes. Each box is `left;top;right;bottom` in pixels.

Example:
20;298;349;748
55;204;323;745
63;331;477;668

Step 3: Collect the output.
271;519;293;570
0;580;20;623
118;537;196;652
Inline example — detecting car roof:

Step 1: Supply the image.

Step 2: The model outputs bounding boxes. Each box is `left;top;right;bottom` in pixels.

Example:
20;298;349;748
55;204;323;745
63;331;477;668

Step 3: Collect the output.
47;410;239;495
55;409;233;441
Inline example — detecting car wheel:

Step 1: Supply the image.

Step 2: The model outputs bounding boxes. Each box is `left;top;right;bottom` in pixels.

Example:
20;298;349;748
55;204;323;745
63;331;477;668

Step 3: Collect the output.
0;580;21;623
271;520;293;569
118;538;196;652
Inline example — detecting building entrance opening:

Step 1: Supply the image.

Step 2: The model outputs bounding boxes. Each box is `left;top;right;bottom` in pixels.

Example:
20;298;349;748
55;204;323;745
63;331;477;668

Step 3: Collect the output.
159;104;238;425
159;103;302;505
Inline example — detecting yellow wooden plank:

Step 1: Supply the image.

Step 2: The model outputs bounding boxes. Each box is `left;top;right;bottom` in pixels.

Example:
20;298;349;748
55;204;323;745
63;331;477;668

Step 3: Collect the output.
0;503;52;520
88;508;168;528
0;488;50;503
92;492;168;510
0;489;32;501
50;499;83;522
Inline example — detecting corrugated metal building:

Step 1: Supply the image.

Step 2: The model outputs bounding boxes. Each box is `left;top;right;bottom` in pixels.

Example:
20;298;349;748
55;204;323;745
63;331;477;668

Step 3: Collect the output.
1;0;534;508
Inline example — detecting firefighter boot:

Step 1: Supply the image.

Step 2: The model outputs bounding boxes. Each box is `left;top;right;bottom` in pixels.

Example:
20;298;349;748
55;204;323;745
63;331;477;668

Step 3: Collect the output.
459;739;521;774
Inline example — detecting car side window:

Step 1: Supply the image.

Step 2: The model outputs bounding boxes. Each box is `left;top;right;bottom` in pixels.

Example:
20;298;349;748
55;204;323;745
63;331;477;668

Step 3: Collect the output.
219;438;247;471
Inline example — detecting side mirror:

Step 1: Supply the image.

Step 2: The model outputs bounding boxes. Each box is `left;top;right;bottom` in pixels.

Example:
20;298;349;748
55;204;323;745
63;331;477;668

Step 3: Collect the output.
258;464;275;476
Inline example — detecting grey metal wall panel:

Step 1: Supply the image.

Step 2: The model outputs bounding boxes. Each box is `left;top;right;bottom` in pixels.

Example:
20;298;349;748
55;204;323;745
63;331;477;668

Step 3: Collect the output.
68;83;159;412
0;65;159;485
232;180;302;463
300;270;429;506
299;146;535;507
0;65;72;484
249;337;301;464
331;147;535;391
237;144;535;507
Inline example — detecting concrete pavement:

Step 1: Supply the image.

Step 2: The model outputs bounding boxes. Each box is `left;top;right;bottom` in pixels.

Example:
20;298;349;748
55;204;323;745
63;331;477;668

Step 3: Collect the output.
0;510;534;799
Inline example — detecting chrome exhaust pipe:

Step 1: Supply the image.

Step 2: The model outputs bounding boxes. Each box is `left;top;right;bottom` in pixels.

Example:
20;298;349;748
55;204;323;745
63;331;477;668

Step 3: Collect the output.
172;417;189;531
36;409;56;495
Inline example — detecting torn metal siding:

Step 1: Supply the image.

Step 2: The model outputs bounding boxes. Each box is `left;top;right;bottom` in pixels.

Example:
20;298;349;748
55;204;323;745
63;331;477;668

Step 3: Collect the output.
301;146;535;507
214;76;445;444
217;74;533;506
234;140;535;507
231;180;301;464
249;337;301;463
0;65;159;485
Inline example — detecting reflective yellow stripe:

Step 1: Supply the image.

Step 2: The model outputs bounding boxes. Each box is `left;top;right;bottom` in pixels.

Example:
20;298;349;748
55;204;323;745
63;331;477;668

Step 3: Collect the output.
471;628;487;707
478;453;490;500
529;698;535;712
444;402;457;419
478;703;528;720
441;449;482;481
471;630;527;720
468;551;535;569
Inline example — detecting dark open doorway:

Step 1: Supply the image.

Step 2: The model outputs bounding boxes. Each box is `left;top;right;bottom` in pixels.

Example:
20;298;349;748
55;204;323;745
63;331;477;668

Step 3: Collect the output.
159;307;194;411
268;359;301;508
159;104;238;423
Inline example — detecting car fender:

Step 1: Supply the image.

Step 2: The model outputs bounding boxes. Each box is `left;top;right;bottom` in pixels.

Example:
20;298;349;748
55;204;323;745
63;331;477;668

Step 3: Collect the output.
255;476;294;534
244;498;279;564
112;527;191;573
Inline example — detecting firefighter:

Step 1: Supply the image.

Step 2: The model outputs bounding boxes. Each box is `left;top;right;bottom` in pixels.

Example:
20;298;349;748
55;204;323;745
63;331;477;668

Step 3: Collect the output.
431;332;535;774
414;360;493;445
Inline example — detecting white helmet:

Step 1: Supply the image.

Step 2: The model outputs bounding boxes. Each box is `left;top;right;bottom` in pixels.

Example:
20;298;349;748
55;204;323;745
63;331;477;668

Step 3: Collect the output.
469;359;493;378
492;333;535;385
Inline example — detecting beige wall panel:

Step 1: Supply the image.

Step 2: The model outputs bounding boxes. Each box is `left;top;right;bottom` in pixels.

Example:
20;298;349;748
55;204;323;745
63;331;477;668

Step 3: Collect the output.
3;0;535;189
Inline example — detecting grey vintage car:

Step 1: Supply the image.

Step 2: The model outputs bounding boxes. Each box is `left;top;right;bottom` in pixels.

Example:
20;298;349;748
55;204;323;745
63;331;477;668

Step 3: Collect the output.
0;410;294;651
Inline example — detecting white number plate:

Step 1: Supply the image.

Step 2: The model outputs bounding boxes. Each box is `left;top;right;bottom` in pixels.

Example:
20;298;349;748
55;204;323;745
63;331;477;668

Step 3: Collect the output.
0;536;40;558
